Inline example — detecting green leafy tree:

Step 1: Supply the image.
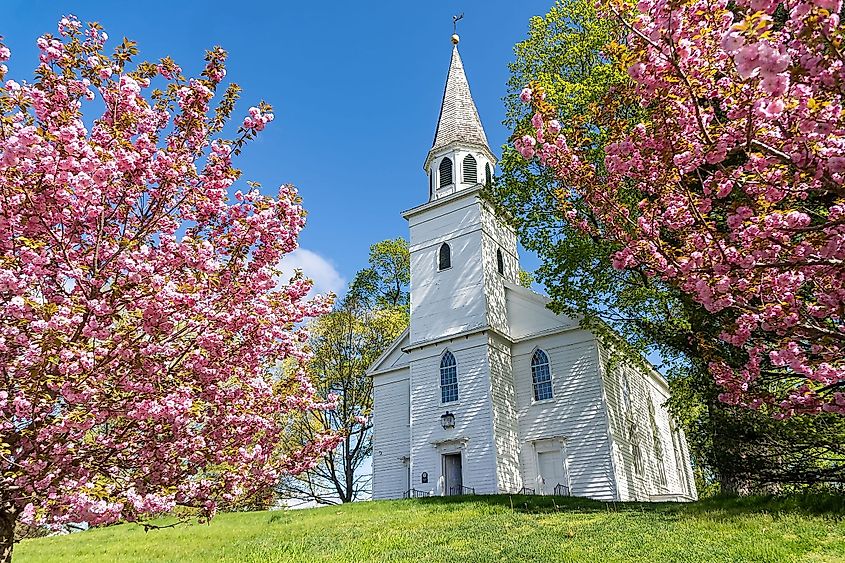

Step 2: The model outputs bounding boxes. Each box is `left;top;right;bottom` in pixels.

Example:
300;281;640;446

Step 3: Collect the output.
488;0;845;493
280;240;409;504
518;269;535;289
347;238;410;310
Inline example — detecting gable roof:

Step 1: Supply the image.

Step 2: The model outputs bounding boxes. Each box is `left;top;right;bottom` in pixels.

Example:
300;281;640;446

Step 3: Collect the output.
367;327;410;377
503;281;580;340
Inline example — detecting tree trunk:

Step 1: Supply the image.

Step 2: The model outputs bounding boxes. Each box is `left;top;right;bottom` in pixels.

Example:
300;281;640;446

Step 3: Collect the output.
719;472;753;496
709;401;754;496
0;506;16;563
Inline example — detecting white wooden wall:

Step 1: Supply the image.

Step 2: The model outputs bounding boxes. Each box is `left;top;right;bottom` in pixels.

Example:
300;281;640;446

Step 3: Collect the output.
408;334;499;495
372;369;411;500
487;333;522;492
480;201;519;336
512;330;618;501
406;194;487;345
598;342;697;501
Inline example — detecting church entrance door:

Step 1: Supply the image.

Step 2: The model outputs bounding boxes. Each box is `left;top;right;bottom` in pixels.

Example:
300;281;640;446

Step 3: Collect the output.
538;450;567;495
443;453;463;495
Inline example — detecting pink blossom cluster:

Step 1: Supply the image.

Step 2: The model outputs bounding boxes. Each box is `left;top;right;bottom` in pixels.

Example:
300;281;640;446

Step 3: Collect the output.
0;17;338;530
242;106;274;132
517;0;845;416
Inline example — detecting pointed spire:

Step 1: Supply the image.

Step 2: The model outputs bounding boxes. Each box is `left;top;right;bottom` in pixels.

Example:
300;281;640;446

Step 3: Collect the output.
425;40;493;170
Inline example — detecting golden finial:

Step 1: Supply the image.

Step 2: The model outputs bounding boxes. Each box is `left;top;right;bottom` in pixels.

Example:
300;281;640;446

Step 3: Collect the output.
451;34;460;45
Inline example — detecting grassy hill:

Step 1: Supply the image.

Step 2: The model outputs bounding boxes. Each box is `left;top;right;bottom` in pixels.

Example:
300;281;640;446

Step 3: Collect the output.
14;494;845;563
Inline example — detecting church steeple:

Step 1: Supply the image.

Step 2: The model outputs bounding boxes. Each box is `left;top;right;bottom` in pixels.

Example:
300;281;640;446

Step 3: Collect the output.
425;35;496;201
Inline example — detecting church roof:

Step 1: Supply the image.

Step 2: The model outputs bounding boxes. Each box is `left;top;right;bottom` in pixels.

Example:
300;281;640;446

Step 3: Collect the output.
425;43;492;169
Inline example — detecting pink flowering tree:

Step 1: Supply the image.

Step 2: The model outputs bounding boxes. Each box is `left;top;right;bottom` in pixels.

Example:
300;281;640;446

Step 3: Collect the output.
0;17;340;560
518;0;845;417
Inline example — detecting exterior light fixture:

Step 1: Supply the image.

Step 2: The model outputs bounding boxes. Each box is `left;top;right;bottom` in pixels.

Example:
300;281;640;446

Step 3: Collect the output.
440;411;455;429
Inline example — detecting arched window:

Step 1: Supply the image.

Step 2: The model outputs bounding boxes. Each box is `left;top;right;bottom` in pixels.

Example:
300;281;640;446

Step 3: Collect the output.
670;418;690;494
462;154;477;184
438;242;451;271
440;351;458;403
496;248;504;275
629;421;644;475
439;157;453;188
485;162;492;185
531;349;553;401
620;371;632;414
649;400;667;487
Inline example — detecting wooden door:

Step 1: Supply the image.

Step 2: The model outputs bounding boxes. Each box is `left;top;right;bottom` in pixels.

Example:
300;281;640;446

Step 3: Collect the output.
538;450;566;495
443;453;463;495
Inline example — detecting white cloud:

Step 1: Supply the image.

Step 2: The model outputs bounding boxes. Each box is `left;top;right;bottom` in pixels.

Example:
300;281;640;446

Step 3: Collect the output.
278;248;346;299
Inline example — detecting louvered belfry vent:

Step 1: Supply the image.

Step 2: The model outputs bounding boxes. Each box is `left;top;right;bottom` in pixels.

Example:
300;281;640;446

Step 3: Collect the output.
462;154;478;184
485;162;492;185
439;157;453;188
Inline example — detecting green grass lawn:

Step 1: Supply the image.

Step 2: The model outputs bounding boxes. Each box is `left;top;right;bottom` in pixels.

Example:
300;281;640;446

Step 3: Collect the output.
14;494;845;563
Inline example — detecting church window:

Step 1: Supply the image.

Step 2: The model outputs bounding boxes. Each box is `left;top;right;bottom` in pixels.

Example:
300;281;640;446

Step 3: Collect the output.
531;349;553;401
485;162;492;185
628;421;644;475
670;418;690;494
439;157;453;187
620;371;632;414
462;154;477;184
438;242;451;271
440;351;458;404
649;400;668;487
496;248;504;275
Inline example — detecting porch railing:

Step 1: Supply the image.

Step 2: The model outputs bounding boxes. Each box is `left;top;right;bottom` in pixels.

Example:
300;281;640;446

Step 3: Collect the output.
449;486;475;496
553;483;571;496
518;486;536;495
403;488;429;499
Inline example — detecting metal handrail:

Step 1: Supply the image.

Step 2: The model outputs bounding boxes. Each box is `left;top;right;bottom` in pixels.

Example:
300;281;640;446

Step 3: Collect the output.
403;488;429;499
448;485;475;496
518;486;536;495
553;483;571;496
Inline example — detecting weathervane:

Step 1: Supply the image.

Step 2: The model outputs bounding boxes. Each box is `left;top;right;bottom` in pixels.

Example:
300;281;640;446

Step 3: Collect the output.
452;13;464;44
453;13;464;34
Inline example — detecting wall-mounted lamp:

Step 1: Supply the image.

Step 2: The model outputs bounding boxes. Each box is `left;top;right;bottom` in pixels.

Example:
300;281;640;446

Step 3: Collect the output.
440;411;455;429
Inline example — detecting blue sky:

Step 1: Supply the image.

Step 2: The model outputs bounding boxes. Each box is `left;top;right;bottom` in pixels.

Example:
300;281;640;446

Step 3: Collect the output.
5;0;551;295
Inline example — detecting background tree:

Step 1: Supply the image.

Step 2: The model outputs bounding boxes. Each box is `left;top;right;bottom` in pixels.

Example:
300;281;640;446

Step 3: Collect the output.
280;239;409;504
347;238;410;310
0;18;339;561
489;0;845;493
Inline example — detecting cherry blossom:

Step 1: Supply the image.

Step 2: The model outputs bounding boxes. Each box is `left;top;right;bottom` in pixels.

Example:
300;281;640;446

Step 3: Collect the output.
518;0;845;416
0;16;340;557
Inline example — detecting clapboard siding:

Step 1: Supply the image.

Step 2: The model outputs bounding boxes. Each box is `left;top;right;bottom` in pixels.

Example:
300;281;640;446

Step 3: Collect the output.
480;205;517;336
407;195;487;345
512;330;617;501
370;325;697;502
372;370;410;500
488;334;522;492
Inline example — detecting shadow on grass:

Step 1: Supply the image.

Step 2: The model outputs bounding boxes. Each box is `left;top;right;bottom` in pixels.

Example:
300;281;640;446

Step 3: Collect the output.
408;493;845;519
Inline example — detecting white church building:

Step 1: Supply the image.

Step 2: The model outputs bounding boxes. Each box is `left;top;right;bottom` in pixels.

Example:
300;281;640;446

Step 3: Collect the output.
368;35;696;503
